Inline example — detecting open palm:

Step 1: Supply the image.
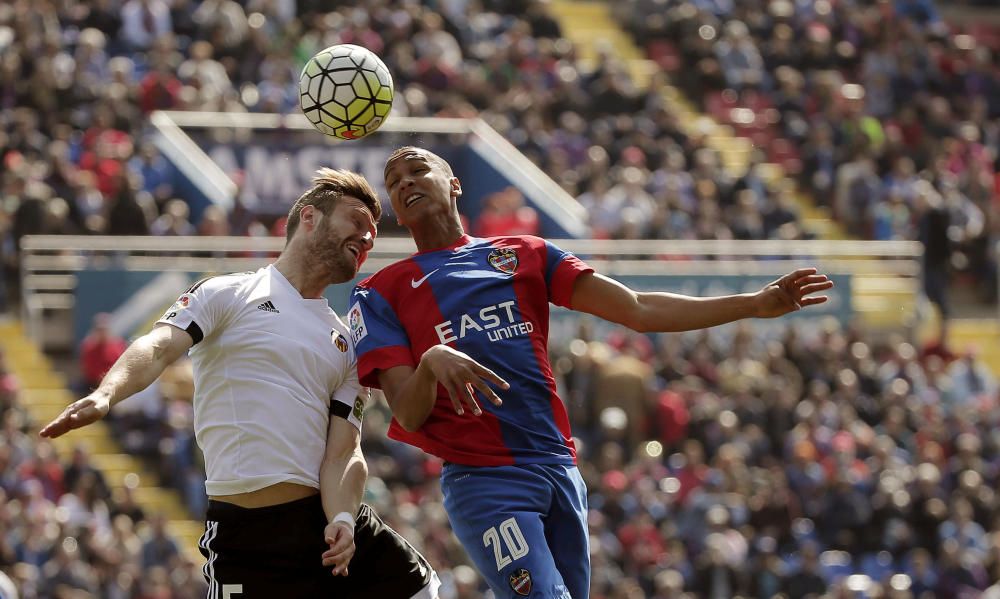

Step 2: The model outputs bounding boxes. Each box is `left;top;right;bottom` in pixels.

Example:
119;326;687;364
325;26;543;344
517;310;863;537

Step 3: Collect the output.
39;395;110;438
755;268;834;318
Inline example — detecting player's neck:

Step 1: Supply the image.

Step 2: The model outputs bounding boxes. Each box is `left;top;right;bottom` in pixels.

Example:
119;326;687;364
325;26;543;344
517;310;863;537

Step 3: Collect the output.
410;218;465;253
272;253;327;299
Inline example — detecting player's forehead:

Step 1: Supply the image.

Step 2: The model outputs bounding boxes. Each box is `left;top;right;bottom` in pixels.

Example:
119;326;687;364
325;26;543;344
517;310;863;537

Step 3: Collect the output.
384;150;435;178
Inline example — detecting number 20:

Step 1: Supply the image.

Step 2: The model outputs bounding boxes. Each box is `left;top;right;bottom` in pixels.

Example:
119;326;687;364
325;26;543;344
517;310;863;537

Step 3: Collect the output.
483;517;529;571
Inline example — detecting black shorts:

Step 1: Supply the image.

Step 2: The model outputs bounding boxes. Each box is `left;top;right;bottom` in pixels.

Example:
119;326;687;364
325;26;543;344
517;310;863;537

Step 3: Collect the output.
199;496;438;598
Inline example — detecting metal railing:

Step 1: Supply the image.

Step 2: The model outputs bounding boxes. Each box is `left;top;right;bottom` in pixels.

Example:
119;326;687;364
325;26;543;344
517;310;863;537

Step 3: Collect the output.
20;235;922;351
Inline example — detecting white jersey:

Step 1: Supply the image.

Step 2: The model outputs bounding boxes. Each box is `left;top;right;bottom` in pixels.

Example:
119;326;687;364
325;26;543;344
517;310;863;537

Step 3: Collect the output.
156;265;364;496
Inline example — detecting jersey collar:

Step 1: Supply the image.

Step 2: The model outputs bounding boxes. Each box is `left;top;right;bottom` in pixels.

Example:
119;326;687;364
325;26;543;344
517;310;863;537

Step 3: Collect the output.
413;234;473;256
267;264;330;308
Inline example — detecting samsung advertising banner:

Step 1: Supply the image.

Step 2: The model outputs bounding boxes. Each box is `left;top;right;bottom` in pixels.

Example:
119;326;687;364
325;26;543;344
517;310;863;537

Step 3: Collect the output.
174;131;577;238
200;141;452;217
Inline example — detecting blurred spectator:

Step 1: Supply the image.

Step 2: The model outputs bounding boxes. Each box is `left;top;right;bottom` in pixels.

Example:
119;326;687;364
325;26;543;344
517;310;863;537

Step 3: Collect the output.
915;181;953;334
78;313;127;392
783;543;827;599
121;0;174;51
947;347;998;402
130;145;174;205
472;187;539;237
62;445;110;503
141;514;180;569
178;40;232;103
110;485;148;525
150;198;196;236
197;204;230;236
192;0;248;51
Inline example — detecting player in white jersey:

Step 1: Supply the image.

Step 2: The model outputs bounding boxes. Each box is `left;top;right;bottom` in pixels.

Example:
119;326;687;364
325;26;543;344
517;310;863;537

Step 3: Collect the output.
41;169;440;599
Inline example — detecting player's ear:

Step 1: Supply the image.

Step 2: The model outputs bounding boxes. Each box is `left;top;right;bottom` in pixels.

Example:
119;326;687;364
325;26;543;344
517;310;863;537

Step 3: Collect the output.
300;205;318;231
451;178;462;199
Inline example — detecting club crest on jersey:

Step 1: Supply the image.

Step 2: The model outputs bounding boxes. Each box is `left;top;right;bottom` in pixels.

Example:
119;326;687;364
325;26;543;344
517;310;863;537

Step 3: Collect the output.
488;248;518;275
332;332;348;353
509;568;532;596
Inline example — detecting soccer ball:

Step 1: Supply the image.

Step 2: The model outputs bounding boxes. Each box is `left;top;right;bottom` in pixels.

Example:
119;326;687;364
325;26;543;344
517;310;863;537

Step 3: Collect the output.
299;44;394;141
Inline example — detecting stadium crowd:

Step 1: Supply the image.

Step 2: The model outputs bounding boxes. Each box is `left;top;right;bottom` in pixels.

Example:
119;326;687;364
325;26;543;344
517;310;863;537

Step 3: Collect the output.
59;315;1000;598
2;0;996;321
615;0;999;306
0;345;209;598
0;0;824;306
2;0;1000;597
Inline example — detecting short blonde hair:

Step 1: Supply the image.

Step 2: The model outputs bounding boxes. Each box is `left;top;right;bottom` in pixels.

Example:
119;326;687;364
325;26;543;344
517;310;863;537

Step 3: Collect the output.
285;168;382;243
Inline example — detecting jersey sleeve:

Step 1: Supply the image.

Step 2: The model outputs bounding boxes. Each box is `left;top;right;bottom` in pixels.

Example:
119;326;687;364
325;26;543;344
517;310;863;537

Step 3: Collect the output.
541;239;594;308
155;276;235;344
349;284;414;389
329;344;366;431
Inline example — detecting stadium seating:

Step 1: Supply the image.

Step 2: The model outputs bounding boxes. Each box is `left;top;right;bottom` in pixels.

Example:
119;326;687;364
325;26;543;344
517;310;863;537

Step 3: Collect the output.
613;0;998;300
0;320;208;597
2;0;1000;597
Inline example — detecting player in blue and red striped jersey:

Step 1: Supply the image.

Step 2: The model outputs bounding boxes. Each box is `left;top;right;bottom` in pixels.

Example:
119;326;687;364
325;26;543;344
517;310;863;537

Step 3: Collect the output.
350;147;833;599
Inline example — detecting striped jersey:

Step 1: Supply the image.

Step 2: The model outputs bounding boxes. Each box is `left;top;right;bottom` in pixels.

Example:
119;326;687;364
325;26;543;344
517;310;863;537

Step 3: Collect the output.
350;235;593;466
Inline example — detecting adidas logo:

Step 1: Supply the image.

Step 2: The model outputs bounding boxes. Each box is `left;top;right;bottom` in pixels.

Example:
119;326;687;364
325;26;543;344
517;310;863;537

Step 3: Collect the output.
257;301;280;313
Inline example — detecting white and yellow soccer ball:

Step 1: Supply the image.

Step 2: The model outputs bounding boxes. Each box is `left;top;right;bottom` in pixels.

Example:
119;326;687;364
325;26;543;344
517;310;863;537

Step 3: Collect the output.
299;44;394;141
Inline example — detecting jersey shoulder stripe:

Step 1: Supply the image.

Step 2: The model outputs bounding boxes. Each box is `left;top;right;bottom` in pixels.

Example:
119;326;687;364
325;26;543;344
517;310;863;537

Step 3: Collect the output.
186;271;256;294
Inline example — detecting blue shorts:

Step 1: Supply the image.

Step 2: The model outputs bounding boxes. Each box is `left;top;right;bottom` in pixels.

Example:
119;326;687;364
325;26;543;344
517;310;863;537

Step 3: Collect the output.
441;463;590;599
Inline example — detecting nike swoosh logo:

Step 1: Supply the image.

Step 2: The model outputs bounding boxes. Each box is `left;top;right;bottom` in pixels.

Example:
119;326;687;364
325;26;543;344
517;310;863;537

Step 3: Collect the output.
411;269;439;288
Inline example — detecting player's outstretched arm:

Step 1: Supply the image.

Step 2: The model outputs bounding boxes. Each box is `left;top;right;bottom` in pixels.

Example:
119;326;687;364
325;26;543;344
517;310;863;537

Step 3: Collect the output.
320;416;366;576
378;345;510;432
39;324;193;438
570;269;833;333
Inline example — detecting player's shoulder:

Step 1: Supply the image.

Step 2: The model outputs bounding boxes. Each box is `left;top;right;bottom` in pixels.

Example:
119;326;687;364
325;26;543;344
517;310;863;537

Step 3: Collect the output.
355;258;419;293
484;235;550;251
484;235;554;252
186;269;261;297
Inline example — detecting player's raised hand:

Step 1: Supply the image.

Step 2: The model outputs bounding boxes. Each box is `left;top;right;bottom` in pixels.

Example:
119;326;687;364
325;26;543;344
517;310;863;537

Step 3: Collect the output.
422;345;509;416
39;393;111;438
322;521;356;576
754;268;834;318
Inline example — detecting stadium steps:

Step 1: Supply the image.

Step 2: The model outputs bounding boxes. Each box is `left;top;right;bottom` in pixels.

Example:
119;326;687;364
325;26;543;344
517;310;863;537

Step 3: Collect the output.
0;320;205;562
547;1;918;330
546;1;659;90
944;319;1000;373
921;318;1000;377
851;275;917;330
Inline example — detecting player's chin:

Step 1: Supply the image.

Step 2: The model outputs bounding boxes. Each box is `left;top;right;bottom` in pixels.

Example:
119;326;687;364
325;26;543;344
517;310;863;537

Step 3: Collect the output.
406;201;448;224
342;249;364;275
328;260;360;284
